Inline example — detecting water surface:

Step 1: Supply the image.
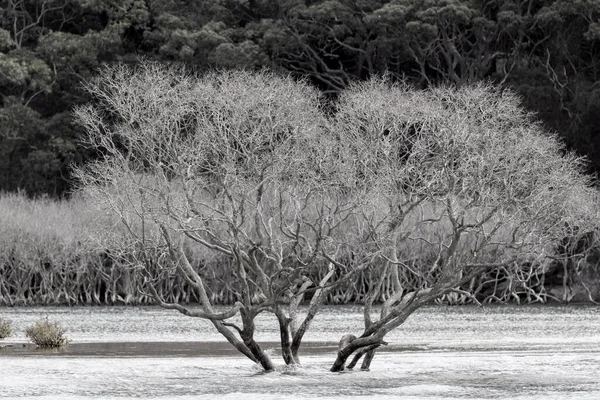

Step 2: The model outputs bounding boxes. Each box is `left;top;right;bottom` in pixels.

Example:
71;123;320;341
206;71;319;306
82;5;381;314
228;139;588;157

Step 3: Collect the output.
1;305;599;399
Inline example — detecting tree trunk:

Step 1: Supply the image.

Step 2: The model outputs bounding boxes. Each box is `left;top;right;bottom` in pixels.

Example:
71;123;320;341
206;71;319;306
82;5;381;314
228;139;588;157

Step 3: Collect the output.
360;349;376;370
240;309;275;371
275;306;299;365
330;353;351;372
244;337;275;371
330;333;357;371
330;334;384;372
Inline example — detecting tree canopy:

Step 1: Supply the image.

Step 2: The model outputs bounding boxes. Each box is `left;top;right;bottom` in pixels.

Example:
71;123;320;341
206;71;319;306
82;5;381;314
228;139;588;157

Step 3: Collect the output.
1;0;599;196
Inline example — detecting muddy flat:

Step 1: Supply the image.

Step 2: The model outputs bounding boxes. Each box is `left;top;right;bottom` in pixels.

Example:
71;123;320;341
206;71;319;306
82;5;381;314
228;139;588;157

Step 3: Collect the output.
0;340;339;357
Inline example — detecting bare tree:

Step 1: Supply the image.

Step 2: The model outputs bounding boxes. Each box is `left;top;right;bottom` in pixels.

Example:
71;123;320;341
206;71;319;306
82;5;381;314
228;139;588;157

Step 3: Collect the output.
75;63;598;372
74;63;369;369
326;78;599;371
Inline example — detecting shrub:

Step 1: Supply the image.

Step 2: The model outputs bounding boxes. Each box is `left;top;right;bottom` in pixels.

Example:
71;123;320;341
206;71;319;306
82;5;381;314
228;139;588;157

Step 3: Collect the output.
25;318;70;348
0;318;12;339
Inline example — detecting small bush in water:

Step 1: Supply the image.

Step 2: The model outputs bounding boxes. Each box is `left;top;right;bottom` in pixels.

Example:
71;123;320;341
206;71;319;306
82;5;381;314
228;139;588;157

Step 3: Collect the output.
25;318;69;348
0;318;12;339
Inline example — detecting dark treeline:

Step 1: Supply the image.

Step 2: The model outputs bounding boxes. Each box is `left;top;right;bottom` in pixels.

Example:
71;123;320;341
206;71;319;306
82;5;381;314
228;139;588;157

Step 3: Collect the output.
1;0;599;197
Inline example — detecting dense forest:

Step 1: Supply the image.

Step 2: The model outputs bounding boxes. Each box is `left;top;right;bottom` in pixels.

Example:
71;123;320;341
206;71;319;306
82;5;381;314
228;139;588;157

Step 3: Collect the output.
1;0;599;197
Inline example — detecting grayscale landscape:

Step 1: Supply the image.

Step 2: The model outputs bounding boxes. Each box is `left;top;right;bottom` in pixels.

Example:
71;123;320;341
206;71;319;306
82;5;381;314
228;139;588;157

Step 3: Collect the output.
2;2;600;398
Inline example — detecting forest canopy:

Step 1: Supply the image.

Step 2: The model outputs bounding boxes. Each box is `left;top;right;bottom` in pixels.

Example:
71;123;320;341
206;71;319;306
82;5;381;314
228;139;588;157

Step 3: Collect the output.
0;0;599;197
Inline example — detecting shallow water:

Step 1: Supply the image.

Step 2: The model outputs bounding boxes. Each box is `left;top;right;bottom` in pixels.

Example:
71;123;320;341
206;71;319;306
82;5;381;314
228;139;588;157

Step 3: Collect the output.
1;305;599;399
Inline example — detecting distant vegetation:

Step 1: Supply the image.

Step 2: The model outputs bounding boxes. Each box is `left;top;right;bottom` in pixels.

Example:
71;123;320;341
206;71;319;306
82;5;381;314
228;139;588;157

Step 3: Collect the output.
1;189;599;307
1;190;599;307
0;191;200;305
1;0;599;305
0;0;599;198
